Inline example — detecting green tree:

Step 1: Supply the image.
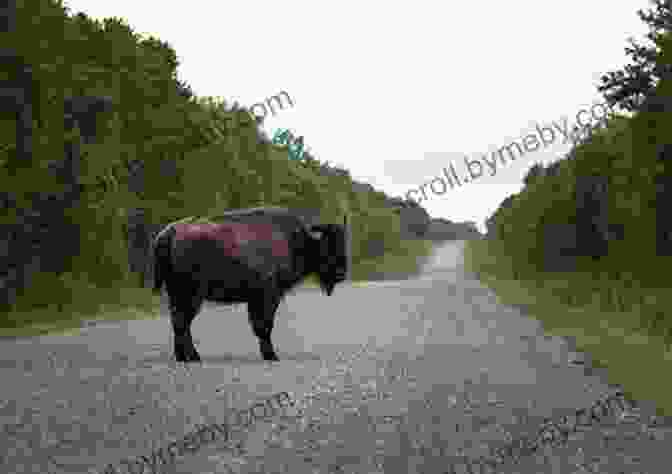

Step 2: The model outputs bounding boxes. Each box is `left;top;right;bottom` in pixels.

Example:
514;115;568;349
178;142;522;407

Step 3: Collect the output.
598;0;672;113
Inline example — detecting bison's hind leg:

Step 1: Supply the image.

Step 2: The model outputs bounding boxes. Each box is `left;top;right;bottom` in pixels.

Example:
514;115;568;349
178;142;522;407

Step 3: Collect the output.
247;292;281;361
168;287;204;363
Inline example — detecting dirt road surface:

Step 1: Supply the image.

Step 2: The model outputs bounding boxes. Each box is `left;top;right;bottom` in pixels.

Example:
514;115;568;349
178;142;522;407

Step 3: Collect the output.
1;241;669;473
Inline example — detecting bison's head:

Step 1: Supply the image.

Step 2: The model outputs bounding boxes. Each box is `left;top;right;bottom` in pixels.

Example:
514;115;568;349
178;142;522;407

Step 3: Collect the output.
308;223;348;296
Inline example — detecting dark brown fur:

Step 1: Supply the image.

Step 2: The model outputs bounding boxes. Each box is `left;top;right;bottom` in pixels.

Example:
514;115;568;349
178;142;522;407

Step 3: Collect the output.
153;207;347;362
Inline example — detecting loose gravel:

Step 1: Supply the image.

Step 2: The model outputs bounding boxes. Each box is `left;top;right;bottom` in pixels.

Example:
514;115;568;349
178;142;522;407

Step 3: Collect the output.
1;241;670;474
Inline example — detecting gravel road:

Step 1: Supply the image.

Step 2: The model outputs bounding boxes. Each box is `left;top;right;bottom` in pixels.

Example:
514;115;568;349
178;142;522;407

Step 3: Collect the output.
1;240;670;474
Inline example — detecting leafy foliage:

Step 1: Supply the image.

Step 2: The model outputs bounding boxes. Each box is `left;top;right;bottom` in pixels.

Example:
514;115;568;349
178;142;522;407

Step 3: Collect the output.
598;0;672;113
484;18;672;339
0;0;427;321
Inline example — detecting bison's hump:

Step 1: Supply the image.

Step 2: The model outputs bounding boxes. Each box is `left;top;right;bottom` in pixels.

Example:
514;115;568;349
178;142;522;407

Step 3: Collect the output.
173;221;290;260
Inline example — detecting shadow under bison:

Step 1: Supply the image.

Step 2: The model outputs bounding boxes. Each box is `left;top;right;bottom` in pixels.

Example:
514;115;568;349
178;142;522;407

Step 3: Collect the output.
152;207;348;362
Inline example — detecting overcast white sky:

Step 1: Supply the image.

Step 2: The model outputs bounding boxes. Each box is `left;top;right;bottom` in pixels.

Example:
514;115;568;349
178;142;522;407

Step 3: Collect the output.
63;0;651;233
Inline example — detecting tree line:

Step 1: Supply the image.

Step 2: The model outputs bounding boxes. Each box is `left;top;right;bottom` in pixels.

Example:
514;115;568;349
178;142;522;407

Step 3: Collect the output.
483;0;672;342
0;0;426;325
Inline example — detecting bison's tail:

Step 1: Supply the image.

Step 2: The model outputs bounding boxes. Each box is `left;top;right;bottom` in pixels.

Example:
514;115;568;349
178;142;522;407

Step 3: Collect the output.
152;225;175;293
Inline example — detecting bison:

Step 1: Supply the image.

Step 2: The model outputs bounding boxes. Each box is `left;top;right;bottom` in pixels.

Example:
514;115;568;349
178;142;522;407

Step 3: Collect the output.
152;207;348;362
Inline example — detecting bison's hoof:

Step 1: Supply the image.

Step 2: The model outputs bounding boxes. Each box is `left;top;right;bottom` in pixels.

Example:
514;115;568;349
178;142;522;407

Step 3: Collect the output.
175;354;202;363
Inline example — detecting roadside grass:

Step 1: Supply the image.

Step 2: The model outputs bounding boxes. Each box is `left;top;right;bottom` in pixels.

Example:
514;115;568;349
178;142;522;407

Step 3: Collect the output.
0;286;161;339
464;238;672;418
1;239;438;337
350;239;437;281
298;239;436;288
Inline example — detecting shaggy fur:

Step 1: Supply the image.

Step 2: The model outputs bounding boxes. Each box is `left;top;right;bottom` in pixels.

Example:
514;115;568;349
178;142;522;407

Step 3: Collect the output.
153;207;347;362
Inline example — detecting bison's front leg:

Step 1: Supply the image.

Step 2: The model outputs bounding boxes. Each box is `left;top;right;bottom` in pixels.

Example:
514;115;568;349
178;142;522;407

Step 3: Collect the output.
168;292;203;363
248;293;281;361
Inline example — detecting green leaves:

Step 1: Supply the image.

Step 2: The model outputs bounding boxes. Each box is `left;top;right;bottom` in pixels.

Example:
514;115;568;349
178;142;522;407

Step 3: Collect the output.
1;0;429;316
